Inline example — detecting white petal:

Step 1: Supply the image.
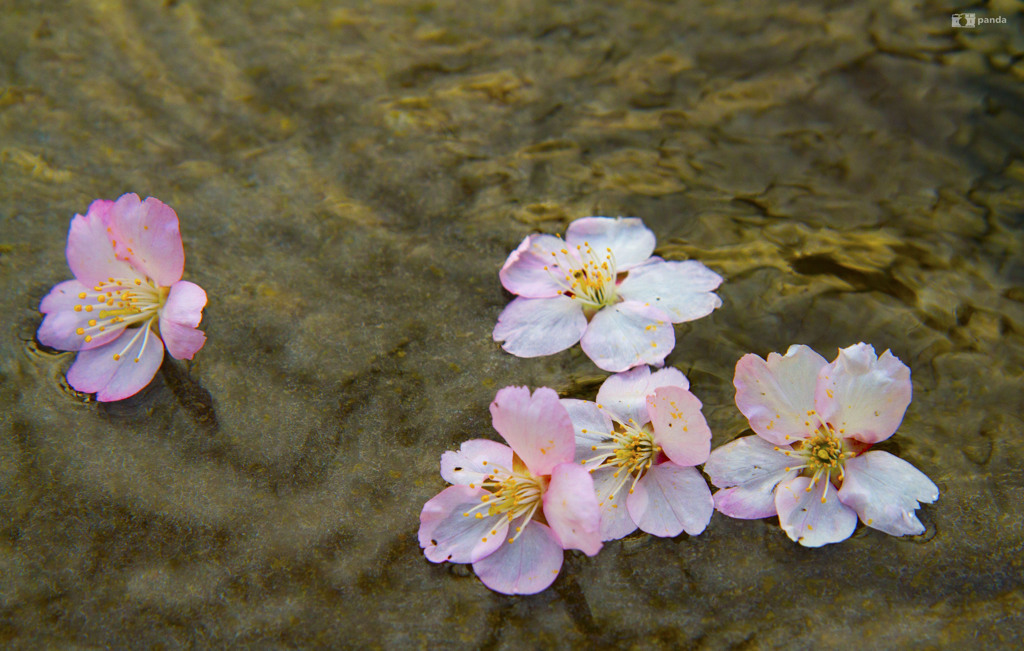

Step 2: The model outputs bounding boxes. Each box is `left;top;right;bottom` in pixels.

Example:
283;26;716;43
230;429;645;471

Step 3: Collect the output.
440;439;513;486
472;521;564;595
562;399;613;471
492;296;587;358
627;463;714;537
595;365;689;426
734;345;829;446
815;344;912;444
563;217;656;270
418;485;508;564
580;301;674;372
590;466;638;541
499;234;567;298
617;259;723;323
705;436;799;519
838;451;938;536
775;476;858;547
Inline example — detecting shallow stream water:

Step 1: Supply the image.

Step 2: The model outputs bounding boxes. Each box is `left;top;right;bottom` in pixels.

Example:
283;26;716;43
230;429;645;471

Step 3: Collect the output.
1;0;1023;648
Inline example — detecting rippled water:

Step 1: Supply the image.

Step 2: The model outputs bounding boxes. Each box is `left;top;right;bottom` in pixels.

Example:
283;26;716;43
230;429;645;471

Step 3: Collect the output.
1;0;1022;648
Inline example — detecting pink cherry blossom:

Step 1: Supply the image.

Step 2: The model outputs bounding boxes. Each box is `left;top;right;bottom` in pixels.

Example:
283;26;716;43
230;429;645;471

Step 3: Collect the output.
705;343;939;547
37;193;207;402
419;386;602;595
562;366;714;541
493;217;723;372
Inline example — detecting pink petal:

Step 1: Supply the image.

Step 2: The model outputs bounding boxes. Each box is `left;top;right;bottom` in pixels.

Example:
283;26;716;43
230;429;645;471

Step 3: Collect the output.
103;194;185;287
472;521;564;595
159;320;206;360
489;386;575;475
590;466;639;541
838;451;938;536
499;234;567;298
492;296;587;358
627;463;714;537
617;259;723;323
159;281;208;360
815;344;912;444
66;200;138;286
564;217;656;271
419;485;507;564
734;345;829;446
561;398;613;471
162;280;207;327
37;280;127;351
646;385;711;467
543;462;602;556
705;436;799;519
440;439;513;486
596;365;689;427
66;326;165;401
775;476;858;547
580;301;674;372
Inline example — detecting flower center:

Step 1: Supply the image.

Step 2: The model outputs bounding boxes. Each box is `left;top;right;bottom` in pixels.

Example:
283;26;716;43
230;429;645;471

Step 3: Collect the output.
463;464;544;545
776;425;856;504
545;241;620;310
582;418;662;506
72;276;169;363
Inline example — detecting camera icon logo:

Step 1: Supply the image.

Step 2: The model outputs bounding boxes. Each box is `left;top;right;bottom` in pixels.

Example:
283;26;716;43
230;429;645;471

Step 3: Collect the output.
952;13;976;28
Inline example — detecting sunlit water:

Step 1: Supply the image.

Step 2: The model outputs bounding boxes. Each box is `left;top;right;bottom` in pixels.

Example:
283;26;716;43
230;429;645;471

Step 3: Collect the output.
1;1;1022;647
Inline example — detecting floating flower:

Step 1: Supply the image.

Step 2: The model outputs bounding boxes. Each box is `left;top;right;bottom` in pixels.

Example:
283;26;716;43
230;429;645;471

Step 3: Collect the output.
419;386;602;595
563;366;714;541
492;217;723;372
705;343;939;547
37;193;207;401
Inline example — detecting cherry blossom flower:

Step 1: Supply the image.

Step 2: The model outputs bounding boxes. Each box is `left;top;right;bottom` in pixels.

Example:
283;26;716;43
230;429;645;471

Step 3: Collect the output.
492;217;722;372
705;343;939;547
562;366;714;541
419;386;602;595
37;193;207;401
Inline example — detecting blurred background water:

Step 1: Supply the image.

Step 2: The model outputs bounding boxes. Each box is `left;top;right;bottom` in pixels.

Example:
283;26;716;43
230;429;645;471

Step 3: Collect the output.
1;0;1022;648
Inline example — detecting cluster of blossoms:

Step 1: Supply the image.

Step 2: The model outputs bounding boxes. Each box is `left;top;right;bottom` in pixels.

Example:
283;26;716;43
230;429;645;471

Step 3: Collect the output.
36;203;939;596
38;193;207;401
420;217;939;594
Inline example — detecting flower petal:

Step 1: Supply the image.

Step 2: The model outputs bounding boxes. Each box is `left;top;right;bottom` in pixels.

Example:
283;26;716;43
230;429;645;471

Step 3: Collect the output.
705;436;799;519
159;320;206;360
440;439;514;486
66;200;138;286
617;259;723;323
418;485;507;564
66;326;165;401
564;217;656;270
543;462;602;556
775;476;858;547
580;301;674;372
734;345;829;446
162;280;207;328
627;463;714;537
838;451;938;536
490;386;575;475
472;521;564;595
103;194;185;287
595;365;689;427
37;280;127;351
492;296;587;358
646;385;711;467
590;466;638;541
159;281;208;360
499;234;566;298
562;399;613;471
815;344;912;444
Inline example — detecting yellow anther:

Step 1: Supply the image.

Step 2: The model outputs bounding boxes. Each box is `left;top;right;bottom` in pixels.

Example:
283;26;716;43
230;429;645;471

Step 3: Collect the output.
76;327;85;335
84;335;93;342
113;354;121;361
